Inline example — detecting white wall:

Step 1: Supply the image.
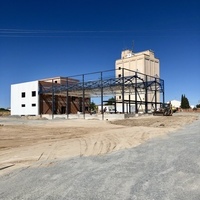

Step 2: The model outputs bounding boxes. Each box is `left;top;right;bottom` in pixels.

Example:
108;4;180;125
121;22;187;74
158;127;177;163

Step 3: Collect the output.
116;103;135;113
11;81;39;115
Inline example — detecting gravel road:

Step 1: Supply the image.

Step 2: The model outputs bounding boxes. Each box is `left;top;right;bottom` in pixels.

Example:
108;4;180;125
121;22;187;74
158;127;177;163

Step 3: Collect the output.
0;116;200;200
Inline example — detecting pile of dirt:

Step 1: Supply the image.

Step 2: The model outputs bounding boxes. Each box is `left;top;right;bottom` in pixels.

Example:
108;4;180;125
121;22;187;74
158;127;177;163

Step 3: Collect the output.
110;114;199;128
0;111;10;116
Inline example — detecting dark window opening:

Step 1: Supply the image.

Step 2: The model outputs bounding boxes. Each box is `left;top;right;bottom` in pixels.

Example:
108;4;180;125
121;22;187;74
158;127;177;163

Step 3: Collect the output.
61;106;66;114
21;104;25;107
119;96;121;99
55;81;57;83
32;91;36;97
118;74;121;78
32;103;36;107
21;92;25;98
72;96;76;101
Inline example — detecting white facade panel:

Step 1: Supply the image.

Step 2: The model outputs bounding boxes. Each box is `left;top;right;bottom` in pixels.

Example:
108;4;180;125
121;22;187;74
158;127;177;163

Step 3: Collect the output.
116;103;135;113
11;81;39;115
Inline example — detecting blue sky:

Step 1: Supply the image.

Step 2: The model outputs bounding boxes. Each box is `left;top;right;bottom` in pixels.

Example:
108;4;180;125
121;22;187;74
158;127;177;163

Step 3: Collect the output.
0;0;200;108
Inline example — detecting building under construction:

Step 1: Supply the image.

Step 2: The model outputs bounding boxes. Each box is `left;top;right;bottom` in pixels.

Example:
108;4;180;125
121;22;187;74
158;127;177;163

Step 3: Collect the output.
10;49;165;119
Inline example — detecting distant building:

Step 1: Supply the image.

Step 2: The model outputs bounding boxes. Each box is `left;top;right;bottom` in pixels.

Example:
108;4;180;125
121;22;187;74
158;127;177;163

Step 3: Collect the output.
115;49;159;77
115;49;160;112
169;100;181;108
11;77;90;116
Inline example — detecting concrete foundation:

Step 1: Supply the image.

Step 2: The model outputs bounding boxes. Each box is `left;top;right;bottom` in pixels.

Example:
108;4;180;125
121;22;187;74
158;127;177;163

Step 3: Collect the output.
41;113;136;120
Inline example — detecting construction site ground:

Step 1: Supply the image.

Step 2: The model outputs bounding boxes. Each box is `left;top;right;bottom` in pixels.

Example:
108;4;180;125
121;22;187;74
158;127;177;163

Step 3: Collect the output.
0;112;199;176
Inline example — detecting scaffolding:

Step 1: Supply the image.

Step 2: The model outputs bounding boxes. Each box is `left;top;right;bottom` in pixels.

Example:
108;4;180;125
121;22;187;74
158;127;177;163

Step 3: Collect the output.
39;68;165;119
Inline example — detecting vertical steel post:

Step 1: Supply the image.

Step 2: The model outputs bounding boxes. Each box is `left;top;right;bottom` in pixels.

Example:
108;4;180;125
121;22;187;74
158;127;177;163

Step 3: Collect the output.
66;77;69;119
145;75;148;113
122;68;125;113
155;77;157;110
135;72;138;114
38;84;41;116
52;79;54;120
163;80;165;105
82;74;85;119
114;95;117;113
101;72;104;120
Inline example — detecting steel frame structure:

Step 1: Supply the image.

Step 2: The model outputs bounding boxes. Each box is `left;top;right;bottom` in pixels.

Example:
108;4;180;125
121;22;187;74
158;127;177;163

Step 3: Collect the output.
39;68;165;119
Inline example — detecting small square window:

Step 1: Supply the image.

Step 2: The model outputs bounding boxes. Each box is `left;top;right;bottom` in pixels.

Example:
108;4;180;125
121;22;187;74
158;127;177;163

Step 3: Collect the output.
21;104;25;107
21;92;25;98
32;91;36;97
119;96;121;99
32;103;36;107
118;74;121;78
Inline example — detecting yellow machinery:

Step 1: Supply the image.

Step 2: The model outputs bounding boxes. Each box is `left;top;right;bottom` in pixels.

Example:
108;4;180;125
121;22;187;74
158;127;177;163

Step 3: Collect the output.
153;103;173;116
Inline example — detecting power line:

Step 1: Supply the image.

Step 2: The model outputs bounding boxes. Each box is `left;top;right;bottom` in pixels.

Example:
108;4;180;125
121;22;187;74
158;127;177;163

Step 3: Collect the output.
0;28;199;33
0;28;199;38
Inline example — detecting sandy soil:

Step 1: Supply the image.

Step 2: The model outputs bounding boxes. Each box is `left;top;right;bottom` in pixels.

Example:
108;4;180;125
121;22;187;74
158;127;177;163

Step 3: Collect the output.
0;113;199;175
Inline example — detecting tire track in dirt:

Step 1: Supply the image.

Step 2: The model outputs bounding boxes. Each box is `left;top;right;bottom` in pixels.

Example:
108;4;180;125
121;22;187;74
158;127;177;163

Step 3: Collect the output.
1;114;198;176
78;130;131;157
92;134;102;155
79;137;88;157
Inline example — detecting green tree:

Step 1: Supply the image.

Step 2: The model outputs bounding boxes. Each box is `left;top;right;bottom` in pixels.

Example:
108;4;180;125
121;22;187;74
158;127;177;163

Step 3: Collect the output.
105;97;115;105
181;94;190;109
196;104;200;108
0;108;9;111
89;102;97;112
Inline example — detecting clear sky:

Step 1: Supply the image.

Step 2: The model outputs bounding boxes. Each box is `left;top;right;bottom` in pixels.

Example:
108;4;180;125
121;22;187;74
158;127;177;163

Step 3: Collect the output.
0;0;200;108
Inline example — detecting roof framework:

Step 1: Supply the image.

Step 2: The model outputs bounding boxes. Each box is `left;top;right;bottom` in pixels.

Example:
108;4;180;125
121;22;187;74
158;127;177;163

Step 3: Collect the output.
39;68;165;119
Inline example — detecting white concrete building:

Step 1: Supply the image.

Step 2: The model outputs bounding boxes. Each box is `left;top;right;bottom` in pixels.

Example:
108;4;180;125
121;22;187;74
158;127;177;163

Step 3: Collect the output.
11;77;88;116
11;81;39;115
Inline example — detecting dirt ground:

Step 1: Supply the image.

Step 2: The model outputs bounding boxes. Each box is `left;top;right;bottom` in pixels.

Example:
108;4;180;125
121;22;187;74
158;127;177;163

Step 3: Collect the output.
0;113;199;175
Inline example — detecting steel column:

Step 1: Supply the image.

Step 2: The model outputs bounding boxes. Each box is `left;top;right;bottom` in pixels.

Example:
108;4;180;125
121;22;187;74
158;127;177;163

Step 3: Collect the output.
154;78;157;110
135;72;138;113
82;74;85;119
122;68;125;113
100;72;104;120
66;77;69;119
51;79;54;119
163;80;165;106
145;75;148;113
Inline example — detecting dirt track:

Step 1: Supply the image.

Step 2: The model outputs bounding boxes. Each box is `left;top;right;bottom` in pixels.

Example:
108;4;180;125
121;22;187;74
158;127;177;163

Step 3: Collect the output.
0;113;199;175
